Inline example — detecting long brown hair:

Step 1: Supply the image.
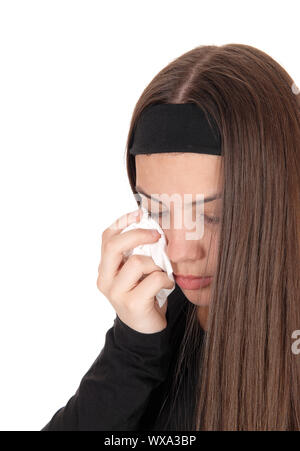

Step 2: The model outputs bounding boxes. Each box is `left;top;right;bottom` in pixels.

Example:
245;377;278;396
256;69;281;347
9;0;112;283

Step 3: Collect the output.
125;44;300;430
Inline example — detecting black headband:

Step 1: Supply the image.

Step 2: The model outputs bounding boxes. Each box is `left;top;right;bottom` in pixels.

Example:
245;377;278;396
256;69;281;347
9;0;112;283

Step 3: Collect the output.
129;103;222;156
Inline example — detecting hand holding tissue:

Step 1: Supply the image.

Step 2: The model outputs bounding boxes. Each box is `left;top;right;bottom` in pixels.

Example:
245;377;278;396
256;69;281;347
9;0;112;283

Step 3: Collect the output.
120;207;175;308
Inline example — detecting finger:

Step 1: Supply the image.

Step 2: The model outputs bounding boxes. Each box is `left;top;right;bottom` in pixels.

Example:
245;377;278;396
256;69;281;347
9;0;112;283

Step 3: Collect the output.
99;228;161;286
97;208;142;277
102;208;142;246
113;254;163;293
98;252;126;274
131;270;175;305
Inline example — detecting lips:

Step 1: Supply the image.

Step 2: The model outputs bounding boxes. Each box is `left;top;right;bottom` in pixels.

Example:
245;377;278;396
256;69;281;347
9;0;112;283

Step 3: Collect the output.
174;274;213;290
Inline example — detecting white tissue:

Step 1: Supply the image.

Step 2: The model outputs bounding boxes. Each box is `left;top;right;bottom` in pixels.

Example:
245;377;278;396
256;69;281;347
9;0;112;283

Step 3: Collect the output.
120;206;175;308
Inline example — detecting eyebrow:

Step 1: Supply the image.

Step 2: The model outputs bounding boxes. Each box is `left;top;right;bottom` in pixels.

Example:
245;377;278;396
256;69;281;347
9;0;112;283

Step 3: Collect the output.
135;185;222;206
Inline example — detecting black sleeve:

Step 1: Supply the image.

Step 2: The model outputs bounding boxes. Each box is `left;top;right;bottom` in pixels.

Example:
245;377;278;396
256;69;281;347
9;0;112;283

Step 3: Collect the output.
41;314;172;431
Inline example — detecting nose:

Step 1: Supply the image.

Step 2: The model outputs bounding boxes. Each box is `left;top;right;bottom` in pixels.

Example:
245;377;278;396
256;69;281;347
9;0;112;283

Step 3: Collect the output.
164;228;205;263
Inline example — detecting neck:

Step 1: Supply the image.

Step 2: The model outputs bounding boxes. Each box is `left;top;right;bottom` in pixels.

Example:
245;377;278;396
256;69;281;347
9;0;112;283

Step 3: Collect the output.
197;305;209;331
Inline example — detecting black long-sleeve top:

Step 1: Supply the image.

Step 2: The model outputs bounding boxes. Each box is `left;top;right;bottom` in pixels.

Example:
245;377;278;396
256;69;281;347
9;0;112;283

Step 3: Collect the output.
42;284;204;431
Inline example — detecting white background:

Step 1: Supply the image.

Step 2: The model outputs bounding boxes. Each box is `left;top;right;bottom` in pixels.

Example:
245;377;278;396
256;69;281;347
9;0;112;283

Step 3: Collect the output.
0;0;299;431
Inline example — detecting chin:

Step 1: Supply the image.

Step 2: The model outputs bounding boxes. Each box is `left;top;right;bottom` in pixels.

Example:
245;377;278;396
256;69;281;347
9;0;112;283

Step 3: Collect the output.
178;286;211;307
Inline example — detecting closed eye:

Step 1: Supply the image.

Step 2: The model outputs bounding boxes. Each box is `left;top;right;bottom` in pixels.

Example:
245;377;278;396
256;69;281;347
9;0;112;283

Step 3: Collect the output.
148;210;220;224
136;195;220;225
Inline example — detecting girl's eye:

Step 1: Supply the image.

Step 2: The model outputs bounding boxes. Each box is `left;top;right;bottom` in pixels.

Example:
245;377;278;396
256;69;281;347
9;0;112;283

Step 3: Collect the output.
205;215;220;224
150;211;220;225
137;197;220;225
149;211;167;218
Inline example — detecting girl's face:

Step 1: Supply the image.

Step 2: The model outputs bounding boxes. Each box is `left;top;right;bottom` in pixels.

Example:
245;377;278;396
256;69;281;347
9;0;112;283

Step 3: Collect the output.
135;153;223;307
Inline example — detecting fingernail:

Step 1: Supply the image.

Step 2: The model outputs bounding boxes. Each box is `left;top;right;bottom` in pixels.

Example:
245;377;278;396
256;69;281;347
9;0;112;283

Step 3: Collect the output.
152;230;160;236
132;209;140;217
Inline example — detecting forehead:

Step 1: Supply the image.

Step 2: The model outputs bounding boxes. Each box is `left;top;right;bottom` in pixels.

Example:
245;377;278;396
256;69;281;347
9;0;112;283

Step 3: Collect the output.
135;153;223;195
